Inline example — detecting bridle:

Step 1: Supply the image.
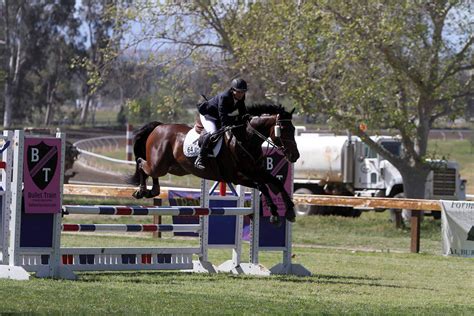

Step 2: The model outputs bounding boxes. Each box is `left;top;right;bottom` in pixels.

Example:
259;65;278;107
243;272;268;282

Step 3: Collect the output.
246;115;296;156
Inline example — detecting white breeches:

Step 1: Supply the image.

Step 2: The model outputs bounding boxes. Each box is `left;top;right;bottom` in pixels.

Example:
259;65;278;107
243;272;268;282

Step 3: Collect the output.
200;114;217;133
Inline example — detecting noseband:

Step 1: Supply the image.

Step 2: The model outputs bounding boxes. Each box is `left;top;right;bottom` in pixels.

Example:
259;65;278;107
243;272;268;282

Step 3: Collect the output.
272;118;296;155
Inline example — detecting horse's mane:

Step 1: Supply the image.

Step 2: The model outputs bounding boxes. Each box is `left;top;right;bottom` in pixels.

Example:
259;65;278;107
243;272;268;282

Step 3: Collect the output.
246;104;288;116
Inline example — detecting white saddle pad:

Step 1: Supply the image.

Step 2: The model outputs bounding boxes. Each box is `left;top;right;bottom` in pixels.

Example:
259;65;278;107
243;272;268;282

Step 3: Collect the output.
183;128;223;158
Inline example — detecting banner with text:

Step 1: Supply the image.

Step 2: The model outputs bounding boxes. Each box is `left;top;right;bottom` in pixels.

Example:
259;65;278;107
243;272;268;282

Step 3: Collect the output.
23;138;61;214
441;200;474;257
261;149;293;217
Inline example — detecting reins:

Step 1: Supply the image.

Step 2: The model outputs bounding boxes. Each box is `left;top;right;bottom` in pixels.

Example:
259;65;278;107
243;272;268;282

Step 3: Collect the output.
245;118;293;154
216;115;295;164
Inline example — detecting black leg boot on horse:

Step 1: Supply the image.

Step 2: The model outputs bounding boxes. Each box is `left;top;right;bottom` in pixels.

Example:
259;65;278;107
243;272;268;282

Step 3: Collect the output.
194;132;213;170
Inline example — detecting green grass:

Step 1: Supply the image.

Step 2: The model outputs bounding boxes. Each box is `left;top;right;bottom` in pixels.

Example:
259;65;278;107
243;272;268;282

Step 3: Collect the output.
92;108;120;124
2;208;473;314
1;244;472;314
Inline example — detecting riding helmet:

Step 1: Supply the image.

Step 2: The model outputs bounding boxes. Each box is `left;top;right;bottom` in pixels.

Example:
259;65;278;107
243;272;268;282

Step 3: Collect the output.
231;78;248;92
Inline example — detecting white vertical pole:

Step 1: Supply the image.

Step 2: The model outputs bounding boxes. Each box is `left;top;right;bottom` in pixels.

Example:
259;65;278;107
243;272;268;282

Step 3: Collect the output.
249;188;260;264
50;132;65;278
231;185;245;267
237;188;270;275
8;130;24;268
126;123;133;161
200;179;209;262
192;179;216;273
1;130;13;264
0;130;29;280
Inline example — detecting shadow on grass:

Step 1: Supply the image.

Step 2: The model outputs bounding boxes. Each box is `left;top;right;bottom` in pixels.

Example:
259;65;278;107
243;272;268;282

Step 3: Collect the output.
274;274;436;291
73;271;435;291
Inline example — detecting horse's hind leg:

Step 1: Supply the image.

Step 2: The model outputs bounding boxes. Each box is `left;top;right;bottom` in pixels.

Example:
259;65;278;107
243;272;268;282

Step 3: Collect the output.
132;159;147;199
132;158;150;199
147;177;160;198
133;158;161;199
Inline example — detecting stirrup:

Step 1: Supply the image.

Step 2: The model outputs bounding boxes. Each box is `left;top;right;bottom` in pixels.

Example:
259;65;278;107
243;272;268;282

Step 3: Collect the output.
194;156;206;170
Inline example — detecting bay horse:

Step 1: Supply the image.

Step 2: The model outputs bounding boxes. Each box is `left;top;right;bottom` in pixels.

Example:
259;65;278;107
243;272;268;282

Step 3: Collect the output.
127;104;300;226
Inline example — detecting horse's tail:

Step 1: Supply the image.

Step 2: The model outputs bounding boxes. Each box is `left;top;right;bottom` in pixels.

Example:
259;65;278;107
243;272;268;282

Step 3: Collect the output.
126;121;162;185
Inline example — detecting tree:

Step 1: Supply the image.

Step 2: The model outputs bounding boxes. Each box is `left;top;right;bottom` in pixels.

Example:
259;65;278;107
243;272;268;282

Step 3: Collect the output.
232;1;325;107
2;0;28;127
234;0;474;200
124;1;258;100
1;0;79;127
74;0;130;125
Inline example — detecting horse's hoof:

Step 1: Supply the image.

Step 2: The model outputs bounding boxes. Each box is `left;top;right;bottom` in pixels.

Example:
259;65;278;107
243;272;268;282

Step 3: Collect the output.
270;215;282;227
132;190;144;199
285;209;296;223
144;190;159;199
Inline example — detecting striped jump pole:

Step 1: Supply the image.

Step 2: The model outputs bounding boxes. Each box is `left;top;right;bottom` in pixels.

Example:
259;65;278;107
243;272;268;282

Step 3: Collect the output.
62;223;201;233
63;205;253;216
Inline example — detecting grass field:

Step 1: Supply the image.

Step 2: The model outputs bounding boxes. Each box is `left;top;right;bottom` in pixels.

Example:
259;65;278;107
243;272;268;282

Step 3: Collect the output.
1;209;473;314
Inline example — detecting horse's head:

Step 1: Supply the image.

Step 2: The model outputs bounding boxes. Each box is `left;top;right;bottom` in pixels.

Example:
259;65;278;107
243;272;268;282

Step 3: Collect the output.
247;105;300;163
270;107;300;163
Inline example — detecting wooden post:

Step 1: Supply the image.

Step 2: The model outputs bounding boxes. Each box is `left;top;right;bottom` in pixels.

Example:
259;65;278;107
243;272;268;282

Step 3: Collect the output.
410;210;421;253
394;210;403;229
153;198;162;238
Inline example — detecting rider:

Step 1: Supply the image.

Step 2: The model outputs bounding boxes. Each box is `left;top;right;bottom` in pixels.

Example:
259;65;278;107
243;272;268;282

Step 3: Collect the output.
194;78;250;170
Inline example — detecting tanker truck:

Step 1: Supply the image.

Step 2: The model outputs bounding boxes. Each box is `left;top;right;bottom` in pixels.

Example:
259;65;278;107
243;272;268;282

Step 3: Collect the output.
293;133;466;217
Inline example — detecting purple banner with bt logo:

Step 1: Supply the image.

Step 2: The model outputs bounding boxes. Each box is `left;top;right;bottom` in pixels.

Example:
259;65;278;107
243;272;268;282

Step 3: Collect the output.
261;148;293;217
23;138;62;214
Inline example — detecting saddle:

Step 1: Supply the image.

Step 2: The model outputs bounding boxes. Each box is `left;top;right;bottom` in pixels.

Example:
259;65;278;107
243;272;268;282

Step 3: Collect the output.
183;119;224;158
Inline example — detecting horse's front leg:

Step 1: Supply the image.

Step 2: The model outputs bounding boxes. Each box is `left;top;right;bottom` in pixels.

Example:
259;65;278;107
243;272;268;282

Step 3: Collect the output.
236;178;282;227
258;183;282;226
147;177;160;198
258;172;296;223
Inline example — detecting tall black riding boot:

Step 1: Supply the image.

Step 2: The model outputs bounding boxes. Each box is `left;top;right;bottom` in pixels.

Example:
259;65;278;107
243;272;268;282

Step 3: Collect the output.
194;132;212;170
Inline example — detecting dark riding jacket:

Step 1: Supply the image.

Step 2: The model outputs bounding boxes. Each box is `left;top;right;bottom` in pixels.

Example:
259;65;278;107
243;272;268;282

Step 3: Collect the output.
197;89;248;129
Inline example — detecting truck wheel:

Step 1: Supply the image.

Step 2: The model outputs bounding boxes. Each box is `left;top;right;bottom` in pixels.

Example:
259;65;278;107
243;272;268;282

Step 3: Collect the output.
294;188;317;216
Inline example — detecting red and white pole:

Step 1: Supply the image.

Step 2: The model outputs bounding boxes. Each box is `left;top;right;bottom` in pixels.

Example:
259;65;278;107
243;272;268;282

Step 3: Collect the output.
126;123;133;161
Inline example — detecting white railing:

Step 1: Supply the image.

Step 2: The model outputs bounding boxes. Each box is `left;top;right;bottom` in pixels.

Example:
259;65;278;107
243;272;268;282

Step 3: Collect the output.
73;136;135;176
